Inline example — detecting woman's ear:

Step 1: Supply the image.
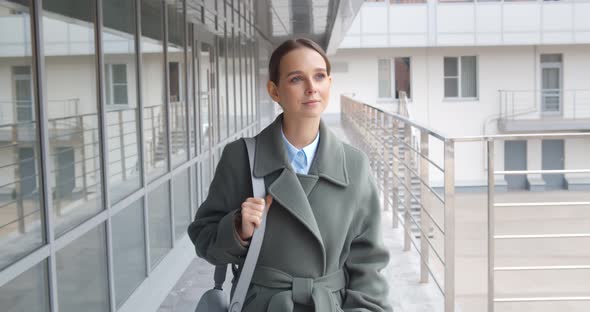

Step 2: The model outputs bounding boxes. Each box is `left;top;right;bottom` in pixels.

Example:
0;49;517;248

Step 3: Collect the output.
266;80;280;104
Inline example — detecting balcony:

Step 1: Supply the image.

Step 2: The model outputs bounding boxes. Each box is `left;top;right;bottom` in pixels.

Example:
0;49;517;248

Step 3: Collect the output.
498;89;590;132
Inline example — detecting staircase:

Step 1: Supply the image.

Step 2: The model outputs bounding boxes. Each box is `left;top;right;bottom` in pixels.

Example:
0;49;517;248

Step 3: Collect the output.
154;129;187;162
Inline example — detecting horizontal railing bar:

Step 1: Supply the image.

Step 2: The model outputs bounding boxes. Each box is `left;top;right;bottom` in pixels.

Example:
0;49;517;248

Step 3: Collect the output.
0;209;41;231
495;201;590;207
495;265;590;271
341;95;449;141
495;296;590;303
391;170;446;235
454;132;590;142
397;198;446;266
392;135;445;173
495;169;590;175
396;212;446;297
388;158;445;205
47;113;98;123
495;233;590;239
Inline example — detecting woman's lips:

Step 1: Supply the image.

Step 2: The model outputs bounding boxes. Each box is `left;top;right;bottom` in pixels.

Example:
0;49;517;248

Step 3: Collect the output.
303;100;320;105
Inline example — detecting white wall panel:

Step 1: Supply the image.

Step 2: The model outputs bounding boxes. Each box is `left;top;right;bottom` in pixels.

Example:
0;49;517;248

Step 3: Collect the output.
437;6;474;34
389;6;427;34
361;5;387;34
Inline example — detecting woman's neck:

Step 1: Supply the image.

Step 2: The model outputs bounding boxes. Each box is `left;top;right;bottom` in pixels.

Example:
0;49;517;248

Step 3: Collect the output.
282;115;320;149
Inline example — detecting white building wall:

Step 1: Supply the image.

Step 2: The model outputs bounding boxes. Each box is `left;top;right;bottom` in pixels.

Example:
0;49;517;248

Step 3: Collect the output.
340;1;590;49
330;44;590;187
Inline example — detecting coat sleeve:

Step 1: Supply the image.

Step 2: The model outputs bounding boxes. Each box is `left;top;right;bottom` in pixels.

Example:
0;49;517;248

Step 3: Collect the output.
187;140;252;265
341;161;393;312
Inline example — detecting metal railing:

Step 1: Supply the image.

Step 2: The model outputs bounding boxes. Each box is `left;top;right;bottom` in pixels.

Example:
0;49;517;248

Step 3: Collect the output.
0;101;188;237
341;94;456;311
499;89;590;121
341;94;590;312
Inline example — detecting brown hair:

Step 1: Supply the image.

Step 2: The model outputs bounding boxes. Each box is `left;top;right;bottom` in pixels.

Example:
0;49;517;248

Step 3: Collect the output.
268;38;331;85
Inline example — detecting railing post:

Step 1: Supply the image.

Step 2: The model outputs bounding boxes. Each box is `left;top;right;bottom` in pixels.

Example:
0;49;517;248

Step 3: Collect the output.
151;107;156;166
444;139;456;312
13;123;26;234
383;114;390;212
487;140;495;312
572;90;578;120
391;119;399;228
404;122;412;252
80;115;88;200
420;129;431;283
119;110;127;181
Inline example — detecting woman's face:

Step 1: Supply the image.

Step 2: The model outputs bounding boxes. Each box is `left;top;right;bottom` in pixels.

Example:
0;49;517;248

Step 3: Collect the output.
267;47;332;120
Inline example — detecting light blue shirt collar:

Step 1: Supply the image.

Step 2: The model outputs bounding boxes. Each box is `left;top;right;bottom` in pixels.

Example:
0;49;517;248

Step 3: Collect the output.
280;127;320;175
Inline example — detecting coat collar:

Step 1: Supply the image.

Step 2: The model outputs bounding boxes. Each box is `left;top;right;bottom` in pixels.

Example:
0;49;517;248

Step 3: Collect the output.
253;114;349;187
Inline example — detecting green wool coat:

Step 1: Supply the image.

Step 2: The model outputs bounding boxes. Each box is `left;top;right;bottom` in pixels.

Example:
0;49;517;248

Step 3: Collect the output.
188;114;392;312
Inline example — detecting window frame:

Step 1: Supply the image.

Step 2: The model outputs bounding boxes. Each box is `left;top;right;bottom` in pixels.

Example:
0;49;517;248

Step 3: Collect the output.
443;55;479;101
377;57;412;102
105;63;129;108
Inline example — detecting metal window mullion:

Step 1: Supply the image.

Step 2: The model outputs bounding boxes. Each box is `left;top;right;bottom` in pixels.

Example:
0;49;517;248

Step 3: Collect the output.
224;23;230;139
163;2;172;173
135;0;151;278
183;0;191;161
30;0;59;310
254;42;260;132
162;3;176;249
195;37;202;156
244;37;249;128
214;36;221;145
94;0;116;310
231;27;238;132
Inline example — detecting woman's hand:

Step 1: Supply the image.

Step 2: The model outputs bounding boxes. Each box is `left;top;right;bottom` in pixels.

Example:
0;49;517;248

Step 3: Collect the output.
238;195;273;241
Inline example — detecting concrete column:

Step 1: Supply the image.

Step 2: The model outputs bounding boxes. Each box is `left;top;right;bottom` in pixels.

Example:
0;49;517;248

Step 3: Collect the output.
527;139;545;191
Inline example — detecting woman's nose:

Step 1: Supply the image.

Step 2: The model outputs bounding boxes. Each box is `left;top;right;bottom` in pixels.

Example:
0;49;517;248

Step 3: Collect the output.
305;80;317;95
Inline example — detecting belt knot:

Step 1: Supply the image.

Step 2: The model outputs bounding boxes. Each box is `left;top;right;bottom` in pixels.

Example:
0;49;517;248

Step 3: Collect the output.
292;277;314;305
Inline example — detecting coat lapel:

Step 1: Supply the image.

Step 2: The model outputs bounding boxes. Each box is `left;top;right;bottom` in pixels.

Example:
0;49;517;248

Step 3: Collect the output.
252;114;350;272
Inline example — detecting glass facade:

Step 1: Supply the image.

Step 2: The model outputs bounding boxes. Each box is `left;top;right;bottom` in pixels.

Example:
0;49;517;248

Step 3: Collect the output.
0;0;265;310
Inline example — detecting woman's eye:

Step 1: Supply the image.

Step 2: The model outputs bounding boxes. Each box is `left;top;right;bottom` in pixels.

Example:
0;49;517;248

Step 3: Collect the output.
290;76;302;83
314;73;326;81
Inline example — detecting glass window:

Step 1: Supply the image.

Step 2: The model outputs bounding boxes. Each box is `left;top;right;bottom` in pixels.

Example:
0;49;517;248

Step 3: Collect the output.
105;64;129;106
0;260;50;312
217;24;228;142
142;0;168;181
148;181;171;268
242;38;250;126
461;56;477;98
187;26;195;158
227;27;236;134
444;56;477;98
43;0;104;236
112;198;146;308
199;42;214;153
394;57;411;99
103;0;141;204
0;0;45;271
172;170;190;240
378;59;392;98
56;225;109;312
168;0;188;167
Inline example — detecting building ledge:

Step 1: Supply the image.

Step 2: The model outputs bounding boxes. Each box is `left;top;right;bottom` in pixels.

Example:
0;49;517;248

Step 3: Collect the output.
498;118;590;133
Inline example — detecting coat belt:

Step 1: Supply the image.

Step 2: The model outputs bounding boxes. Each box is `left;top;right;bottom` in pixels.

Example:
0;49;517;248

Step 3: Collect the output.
251;266;346;312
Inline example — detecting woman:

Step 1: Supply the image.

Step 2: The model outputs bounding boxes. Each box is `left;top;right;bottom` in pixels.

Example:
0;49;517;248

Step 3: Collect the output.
188;38;392;312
